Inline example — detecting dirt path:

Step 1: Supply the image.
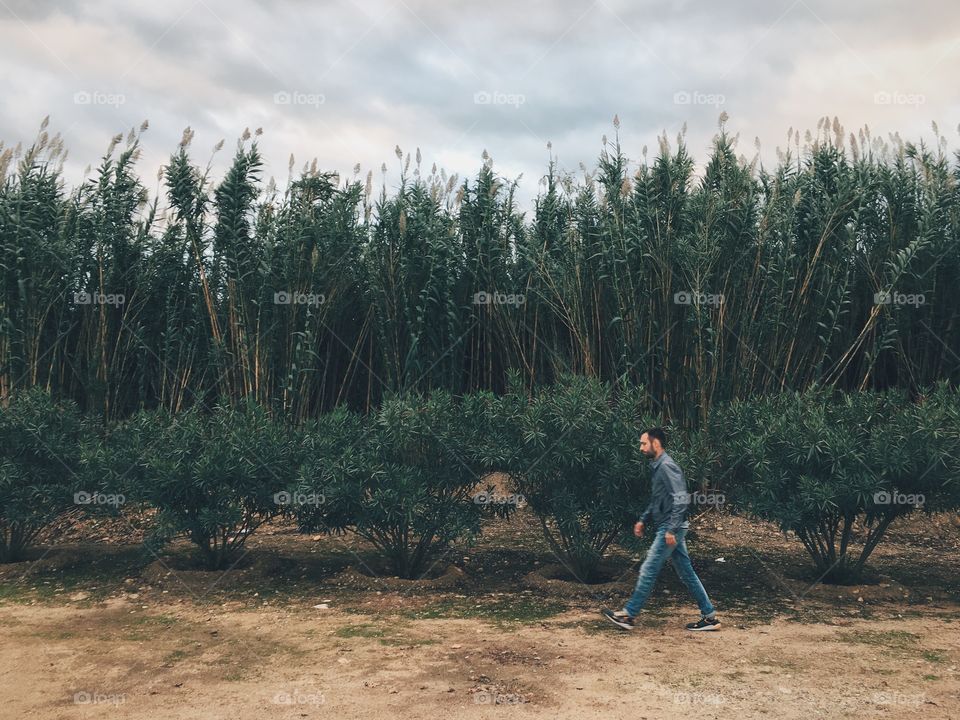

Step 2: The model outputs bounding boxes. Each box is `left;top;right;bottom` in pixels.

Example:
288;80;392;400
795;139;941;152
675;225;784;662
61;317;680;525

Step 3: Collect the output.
2;597;958;720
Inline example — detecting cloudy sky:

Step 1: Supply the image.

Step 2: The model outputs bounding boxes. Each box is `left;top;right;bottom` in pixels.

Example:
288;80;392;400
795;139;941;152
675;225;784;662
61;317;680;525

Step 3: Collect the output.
1;0;957;214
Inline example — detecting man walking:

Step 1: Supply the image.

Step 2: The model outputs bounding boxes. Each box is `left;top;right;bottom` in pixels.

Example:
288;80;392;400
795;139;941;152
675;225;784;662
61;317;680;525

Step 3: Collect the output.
603;427;720;631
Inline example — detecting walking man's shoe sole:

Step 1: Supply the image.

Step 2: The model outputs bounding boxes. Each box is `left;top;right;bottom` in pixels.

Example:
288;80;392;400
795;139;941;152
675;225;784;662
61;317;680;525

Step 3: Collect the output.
601;608;635;630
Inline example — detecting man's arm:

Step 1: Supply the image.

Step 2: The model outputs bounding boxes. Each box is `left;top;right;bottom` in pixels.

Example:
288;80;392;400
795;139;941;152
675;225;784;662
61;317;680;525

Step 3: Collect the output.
662;461;689;533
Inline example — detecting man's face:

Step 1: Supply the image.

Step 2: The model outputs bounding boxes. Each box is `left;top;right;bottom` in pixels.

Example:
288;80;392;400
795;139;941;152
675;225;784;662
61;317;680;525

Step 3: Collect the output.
640;432;658;458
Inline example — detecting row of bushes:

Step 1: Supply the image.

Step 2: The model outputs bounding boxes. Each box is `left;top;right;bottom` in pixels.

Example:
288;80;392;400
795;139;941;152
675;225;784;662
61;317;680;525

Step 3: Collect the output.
2;377;958;583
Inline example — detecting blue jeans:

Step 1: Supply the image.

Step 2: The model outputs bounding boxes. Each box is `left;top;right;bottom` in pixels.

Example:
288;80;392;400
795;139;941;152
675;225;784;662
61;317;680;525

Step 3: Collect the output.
624;526;715;618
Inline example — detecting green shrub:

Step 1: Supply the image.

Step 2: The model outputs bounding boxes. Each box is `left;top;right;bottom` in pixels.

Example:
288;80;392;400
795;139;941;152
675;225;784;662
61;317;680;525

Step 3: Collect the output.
489;374;653;583
120;400;302;569
294;391;495;579
0;389;88;562
716;384;960;583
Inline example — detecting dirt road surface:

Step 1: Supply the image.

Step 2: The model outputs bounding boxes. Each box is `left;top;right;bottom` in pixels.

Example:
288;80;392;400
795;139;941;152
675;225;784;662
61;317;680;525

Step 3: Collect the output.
2;597;957;719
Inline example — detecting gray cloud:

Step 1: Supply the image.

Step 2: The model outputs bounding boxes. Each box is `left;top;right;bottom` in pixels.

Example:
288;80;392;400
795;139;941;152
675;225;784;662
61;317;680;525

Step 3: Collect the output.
1;0;957;214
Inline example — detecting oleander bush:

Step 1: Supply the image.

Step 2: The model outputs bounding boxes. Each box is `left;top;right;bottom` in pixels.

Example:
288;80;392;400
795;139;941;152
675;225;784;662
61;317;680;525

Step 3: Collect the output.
0;389;88;562
117;400;303;569
715;384;960;583
293;390;499;579
487;374;655;583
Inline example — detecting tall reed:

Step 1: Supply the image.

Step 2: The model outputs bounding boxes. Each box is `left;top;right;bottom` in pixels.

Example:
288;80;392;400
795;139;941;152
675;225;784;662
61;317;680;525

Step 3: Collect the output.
1;116;957;426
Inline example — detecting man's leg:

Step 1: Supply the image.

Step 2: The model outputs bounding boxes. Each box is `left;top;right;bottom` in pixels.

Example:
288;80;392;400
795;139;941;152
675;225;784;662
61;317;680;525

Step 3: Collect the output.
669;529;716;618
624;527;674;617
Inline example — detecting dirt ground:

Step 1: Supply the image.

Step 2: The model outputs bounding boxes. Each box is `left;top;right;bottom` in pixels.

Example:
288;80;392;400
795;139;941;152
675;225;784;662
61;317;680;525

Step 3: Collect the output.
2;508;959;719
2;600;958;719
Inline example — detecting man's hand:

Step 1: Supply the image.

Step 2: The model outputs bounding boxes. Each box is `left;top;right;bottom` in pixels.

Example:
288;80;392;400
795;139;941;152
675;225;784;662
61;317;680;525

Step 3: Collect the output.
633;521;644;538
664;532;677;547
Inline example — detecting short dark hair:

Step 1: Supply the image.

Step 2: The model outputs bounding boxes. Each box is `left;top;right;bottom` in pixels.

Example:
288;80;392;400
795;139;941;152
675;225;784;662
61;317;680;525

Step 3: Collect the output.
641;426;667;448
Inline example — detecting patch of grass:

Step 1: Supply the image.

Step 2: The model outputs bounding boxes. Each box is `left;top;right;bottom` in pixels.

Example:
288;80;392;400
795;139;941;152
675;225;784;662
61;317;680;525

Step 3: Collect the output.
129;613;179;627
335;623;387;639
163;649;190;665
833;628;952;665
400;595;567;624
580;620;612;635
897;609;925;618
0;582;31;603
922;674;940;681
378;636;438;647
31;628;77;640
277;644;314;659
836;630;919;650
122;613;182;640
334;621;435;647
0;547;145;605
0;579;76;603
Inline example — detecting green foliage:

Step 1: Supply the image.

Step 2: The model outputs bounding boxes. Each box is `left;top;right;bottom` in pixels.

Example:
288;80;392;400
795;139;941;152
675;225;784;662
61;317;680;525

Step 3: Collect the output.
118;400;302;569
0;389;87;562
488;373;652;582
294;391;495;579
3;121;958;427
715;384;960;582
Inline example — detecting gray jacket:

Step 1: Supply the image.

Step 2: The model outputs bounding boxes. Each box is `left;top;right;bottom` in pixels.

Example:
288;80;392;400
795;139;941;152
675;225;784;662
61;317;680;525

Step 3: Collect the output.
639;451;690;533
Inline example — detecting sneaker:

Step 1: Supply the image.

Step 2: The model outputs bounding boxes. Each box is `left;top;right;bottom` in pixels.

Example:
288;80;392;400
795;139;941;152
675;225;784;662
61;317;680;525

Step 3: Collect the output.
686;614;721;631
601;608;636;630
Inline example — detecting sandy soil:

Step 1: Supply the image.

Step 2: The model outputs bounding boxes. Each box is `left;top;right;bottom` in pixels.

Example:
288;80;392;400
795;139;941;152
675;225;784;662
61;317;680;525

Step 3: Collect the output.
2;596;958;720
